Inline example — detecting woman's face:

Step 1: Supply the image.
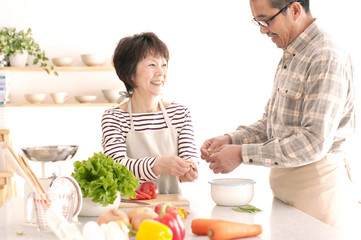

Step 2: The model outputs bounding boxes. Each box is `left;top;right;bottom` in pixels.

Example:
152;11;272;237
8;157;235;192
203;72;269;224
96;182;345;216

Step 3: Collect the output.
132;53;168;97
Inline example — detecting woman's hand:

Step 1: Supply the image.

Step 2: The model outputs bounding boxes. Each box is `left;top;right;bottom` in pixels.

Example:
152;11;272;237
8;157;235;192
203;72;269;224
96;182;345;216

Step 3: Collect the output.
152;155;190;176
179;159;198;182
200;135;232;162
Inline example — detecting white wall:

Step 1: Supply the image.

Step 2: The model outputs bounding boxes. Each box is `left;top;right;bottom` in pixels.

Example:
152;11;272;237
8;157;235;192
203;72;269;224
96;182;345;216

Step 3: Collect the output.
1;0;360;195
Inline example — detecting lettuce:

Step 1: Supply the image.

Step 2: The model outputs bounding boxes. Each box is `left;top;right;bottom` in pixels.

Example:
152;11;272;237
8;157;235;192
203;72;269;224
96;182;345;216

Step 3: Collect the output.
71;152;139;206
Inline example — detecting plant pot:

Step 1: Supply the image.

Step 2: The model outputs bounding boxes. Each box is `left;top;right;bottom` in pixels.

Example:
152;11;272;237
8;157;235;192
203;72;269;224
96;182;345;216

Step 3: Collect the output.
9;52;28;67
78;192;121;217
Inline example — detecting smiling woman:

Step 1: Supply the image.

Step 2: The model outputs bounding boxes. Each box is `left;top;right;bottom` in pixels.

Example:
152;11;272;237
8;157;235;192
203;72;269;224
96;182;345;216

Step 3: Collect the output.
101;32;200;195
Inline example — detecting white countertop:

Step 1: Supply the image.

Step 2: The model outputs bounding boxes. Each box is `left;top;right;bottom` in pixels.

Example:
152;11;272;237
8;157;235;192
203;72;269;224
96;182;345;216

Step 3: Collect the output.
0;179;352;240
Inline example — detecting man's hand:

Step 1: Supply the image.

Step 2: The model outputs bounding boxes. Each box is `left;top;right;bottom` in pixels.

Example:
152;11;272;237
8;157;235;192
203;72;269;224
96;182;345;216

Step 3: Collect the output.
200;135;232;162
208;144;243;174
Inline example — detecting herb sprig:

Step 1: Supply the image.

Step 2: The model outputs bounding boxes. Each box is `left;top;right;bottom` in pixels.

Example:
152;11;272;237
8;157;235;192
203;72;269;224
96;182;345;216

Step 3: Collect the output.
233;204;262;213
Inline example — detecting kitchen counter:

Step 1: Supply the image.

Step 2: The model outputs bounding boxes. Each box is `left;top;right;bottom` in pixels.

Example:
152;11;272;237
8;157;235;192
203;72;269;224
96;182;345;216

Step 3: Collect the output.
0;180;351;240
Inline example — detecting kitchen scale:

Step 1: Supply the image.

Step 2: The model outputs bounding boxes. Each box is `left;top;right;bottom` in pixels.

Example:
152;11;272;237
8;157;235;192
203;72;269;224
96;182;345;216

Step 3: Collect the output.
21;145;83;223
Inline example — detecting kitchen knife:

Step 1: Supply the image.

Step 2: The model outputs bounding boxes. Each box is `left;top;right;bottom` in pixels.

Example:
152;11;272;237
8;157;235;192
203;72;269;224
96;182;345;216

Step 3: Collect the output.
121;198;151;205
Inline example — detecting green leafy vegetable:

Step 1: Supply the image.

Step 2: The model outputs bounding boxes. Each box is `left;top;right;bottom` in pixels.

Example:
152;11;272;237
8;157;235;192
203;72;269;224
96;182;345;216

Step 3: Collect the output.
71;152;139;206
232;204;262;213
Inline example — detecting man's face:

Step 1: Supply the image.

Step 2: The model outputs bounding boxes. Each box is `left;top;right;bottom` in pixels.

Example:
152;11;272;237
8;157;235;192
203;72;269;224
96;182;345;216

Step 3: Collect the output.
250;0;295;49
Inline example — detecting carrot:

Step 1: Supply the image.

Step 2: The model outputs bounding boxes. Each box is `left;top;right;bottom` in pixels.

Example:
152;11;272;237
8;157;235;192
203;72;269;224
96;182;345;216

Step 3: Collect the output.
207;221;262;240
191;218;231;235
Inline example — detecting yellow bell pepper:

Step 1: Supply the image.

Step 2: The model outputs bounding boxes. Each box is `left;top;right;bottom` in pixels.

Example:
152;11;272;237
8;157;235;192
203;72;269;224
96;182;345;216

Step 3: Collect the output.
177;208;185;219
177;207;189;220
136;219;173;240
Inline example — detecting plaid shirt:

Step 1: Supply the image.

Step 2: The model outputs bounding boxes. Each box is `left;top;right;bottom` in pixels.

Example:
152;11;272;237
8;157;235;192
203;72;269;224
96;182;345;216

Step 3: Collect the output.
229;22;355;168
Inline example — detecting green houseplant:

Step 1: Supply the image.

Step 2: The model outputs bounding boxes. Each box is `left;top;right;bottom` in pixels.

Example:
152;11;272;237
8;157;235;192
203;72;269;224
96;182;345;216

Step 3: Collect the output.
0;27;57;75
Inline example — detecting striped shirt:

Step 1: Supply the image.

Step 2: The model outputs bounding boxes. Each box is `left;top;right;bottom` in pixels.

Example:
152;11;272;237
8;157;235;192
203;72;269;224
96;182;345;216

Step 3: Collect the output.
229;22;355;168
101;102;198;181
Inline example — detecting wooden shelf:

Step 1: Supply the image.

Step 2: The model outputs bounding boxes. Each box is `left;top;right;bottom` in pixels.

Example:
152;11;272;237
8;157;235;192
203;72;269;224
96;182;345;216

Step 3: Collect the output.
0;66;118;107
0;103;119;107
0;66;114;72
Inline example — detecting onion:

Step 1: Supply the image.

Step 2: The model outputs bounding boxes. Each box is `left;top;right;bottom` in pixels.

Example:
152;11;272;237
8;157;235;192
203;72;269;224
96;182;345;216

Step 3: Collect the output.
97;208;129;225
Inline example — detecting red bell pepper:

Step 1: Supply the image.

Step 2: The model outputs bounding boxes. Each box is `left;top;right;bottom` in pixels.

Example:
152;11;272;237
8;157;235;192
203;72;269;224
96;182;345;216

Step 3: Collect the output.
154;203;185;240
154;203;178;215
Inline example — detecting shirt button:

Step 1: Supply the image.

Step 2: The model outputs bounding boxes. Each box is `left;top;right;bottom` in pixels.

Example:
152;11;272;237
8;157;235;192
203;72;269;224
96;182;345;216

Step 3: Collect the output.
283;65;287;69
249;159;253;163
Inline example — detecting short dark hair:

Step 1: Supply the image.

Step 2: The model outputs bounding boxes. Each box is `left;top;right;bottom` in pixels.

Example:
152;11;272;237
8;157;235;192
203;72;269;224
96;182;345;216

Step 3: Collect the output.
112;32;169;94
270;0;310;13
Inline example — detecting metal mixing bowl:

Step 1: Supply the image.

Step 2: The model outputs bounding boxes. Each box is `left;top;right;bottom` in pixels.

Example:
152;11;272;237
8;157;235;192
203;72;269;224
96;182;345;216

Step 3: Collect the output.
21;145;79;162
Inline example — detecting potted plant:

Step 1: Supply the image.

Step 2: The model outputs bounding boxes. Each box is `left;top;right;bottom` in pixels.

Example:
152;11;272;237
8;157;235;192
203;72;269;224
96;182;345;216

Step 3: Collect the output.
0;27;57;75
71;152;139;216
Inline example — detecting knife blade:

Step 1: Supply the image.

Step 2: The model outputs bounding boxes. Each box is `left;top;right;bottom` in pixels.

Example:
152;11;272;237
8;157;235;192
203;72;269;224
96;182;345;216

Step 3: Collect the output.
121;198;151;205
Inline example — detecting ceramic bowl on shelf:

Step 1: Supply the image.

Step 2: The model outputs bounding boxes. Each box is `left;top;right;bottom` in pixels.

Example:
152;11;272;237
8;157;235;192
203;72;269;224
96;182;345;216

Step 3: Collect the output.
52;57;73;67
209;178;255;206
80;54;106;67
50;92;69;104
101;89;121;103
24;93;46;104
74;95;97;103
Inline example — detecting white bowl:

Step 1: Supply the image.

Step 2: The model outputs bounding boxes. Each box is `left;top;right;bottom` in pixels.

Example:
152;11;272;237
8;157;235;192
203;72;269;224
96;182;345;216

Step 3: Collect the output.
209;178;255;206
81;54;106;67
101;89;121;103
52;57;73;67
50;91;69;104
24;93;46;104
79;192;121;217
74;95;97;103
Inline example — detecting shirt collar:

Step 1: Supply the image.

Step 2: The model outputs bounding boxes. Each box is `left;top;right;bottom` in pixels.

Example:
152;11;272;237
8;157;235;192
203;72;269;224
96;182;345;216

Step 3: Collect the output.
284;19;320;57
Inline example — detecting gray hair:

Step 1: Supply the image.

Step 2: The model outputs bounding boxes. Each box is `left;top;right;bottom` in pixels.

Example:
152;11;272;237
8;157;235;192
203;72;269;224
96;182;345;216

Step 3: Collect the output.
270;0;310;13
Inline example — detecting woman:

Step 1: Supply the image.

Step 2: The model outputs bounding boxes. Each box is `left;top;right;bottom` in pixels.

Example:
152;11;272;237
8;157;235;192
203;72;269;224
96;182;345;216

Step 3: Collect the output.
101;32;198;194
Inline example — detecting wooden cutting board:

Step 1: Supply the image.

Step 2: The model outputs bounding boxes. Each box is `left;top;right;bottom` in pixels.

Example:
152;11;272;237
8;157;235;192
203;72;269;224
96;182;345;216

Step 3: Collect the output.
119;194;189;208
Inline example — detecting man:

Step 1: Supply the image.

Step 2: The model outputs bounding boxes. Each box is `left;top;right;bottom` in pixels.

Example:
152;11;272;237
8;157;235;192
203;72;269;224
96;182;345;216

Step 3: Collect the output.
201;0;358;231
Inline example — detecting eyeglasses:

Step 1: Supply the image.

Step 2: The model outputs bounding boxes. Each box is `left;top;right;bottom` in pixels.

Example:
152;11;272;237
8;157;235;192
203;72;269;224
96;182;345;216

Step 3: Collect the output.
252;1;300;28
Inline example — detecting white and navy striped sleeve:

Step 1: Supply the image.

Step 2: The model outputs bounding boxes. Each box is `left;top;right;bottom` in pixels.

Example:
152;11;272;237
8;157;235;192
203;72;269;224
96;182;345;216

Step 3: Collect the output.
101;102;199;182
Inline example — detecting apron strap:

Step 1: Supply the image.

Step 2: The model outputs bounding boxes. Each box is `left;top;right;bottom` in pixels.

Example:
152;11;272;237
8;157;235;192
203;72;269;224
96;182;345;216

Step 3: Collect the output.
159;101;172;129
127;100;172;130
127;100;134;130
344;159;361;204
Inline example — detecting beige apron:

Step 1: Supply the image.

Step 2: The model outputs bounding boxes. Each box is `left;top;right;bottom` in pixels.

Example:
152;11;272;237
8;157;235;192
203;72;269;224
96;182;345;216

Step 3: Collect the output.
125;100;181;194
270;154;360;230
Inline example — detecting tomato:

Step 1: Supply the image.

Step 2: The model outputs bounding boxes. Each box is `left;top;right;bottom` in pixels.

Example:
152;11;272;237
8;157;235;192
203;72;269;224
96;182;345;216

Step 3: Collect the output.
135;190;152;200
139;182;159;199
